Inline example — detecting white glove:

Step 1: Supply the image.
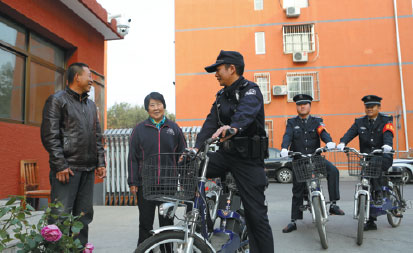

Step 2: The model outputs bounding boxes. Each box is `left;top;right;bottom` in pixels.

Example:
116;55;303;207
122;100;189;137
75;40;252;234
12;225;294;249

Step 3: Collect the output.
382;145;392;152
326;142;336;150
337;143;345;151
280;148;289;158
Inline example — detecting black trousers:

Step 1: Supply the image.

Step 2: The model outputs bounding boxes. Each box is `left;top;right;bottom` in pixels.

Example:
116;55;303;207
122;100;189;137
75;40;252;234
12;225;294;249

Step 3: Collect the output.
137;187;174;246
49;170;94;246
206;151;274;253
291;159;340;220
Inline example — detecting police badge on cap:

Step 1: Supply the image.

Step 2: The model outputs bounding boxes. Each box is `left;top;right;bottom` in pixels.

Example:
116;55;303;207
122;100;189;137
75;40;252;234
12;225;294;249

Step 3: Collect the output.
361;95;382;105
293;94;313;105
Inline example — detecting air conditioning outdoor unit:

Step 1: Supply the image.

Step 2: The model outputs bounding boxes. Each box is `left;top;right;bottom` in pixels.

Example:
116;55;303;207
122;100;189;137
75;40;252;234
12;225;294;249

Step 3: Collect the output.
286;6;300;18
293;51;308;62
273;85;287;96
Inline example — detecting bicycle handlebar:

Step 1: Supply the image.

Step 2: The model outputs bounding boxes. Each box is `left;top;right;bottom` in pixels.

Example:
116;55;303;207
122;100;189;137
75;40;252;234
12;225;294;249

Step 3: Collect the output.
343;147;394;156
287;146;328;158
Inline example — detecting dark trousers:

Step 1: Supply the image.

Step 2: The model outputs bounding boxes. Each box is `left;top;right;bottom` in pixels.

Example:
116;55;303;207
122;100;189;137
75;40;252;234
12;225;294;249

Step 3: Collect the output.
206;151;274;253
291;159;340;220
49;170;94;246
137;188;174;246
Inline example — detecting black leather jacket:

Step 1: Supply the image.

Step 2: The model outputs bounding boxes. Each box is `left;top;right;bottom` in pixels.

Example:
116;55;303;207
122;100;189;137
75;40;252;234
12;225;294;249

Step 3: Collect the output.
41;87;105;172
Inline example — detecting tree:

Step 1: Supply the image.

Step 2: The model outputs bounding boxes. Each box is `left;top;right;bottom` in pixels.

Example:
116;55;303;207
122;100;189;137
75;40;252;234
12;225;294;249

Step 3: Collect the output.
107;102;175;129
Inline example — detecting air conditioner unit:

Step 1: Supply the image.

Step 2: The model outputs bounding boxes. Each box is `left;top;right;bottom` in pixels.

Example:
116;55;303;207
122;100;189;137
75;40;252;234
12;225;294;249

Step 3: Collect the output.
286;6;300;18
293;51;308;62
273;85;287;96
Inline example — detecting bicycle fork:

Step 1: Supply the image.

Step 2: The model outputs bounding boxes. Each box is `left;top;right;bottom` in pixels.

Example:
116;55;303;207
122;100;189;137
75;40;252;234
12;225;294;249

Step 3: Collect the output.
353;181;371;221
309;183;328;223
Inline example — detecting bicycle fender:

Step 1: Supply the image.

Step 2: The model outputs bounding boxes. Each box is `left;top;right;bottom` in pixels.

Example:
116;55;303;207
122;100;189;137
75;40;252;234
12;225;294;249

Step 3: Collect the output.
149;226;217;253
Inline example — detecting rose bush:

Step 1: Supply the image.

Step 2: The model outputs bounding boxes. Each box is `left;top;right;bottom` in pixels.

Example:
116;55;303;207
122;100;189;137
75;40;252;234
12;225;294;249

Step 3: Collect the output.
0;196;91;253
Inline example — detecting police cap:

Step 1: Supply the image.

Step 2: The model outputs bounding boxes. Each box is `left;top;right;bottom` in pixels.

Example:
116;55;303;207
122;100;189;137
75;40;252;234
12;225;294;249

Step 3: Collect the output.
293;94;313;105
361;95;382;106
205;50;245;73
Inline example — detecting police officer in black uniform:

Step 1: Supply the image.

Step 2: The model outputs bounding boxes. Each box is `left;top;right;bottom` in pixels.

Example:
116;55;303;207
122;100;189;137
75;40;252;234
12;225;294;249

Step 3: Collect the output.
194;50;274;253
337;95;394;231
281;94;345;233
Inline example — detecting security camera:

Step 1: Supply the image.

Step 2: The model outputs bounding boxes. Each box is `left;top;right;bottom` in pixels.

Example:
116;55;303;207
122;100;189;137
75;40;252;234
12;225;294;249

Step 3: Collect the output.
117;18;131;37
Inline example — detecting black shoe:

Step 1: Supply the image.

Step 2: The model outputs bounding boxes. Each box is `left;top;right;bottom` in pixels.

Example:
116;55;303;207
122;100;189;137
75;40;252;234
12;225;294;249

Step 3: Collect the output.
364;221;377;231
329;204;345;215
282;222;297;233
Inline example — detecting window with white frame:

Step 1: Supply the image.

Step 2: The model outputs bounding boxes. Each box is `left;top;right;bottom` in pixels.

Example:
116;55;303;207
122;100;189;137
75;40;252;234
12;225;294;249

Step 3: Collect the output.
254;73;271;104
265;120;274;148
286;72;319;101
254;0;263;10
255;32;266;54
283;0;308;8
283;24;315;54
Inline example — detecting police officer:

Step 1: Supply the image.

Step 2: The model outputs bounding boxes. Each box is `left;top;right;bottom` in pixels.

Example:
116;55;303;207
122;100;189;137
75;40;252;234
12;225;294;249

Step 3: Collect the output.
194;50;274;253
281;94;345;233
337;95;394;231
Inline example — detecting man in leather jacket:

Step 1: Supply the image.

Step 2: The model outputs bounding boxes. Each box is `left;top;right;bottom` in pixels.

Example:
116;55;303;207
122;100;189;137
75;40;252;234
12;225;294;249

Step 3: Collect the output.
194;50;274;253
41;62;106;246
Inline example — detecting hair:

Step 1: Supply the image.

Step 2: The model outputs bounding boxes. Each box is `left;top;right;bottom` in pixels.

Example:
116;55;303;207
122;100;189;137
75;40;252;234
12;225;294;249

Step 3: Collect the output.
67;62;89;85
144;92;166;111
224;63;244;76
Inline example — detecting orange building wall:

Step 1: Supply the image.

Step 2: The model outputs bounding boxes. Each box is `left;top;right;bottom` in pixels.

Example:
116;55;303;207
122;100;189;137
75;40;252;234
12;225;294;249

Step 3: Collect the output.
0;0;107;199
175;0;413;155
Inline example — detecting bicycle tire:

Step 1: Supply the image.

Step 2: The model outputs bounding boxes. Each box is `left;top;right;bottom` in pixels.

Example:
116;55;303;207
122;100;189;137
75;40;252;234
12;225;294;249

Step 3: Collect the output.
135;231;211;253
357;195;366;245
313;196;328;249
387;186;403;227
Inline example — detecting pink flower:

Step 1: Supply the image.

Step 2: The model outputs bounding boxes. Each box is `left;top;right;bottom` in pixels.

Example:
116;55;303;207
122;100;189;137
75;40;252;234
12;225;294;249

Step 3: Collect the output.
84;243;94;253
41;225;62;242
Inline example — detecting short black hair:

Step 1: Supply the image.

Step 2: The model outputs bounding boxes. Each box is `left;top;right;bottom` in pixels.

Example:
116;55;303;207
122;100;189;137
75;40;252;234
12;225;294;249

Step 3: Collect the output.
144;92;166;111
224;63;244;76
67;62;89;84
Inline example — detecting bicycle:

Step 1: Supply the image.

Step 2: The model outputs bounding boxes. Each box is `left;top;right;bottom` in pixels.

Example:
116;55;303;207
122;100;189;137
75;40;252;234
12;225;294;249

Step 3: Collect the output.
344;147;407;246
289;147;329;249
135;136;249;253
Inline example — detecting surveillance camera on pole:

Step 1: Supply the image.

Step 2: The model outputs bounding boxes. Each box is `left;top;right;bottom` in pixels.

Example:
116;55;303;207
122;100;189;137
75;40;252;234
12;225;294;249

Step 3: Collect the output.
108;14;131;37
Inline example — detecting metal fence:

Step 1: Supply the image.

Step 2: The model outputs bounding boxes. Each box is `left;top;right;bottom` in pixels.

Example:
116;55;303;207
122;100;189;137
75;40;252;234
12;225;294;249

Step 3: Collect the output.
103;126;201;206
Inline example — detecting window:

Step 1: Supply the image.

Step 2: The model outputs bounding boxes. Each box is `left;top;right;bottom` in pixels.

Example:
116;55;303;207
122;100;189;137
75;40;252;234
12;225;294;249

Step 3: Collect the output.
254;73;271;104
283;24;315;54
91;70;105;130
283;0;308;8
255;32;266;55
286;72;319;101
254;0;264;10
265;120;274;148
0;16;66;125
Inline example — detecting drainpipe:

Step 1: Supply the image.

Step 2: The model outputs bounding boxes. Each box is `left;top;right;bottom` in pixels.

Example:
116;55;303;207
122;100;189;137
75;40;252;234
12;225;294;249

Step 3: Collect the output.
392;0;409;152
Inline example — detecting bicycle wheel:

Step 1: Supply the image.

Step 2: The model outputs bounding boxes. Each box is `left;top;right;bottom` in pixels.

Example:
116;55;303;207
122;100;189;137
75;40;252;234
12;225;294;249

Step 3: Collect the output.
387;186;403;227
135;231;211;253
313;196;328;249
356;195;366;246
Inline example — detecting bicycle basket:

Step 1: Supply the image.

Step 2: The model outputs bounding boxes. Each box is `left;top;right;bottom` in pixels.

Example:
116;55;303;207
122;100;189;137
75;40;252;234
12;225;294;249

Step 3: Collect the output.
141;153;200;201
292;155;326;183
346;152;382;178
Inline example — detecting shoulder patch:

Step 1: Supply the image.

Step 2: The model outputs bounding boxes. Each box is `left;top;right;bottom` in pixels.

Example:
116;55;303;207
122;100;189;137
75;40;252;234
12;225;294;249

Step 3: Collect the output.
245;89;256;96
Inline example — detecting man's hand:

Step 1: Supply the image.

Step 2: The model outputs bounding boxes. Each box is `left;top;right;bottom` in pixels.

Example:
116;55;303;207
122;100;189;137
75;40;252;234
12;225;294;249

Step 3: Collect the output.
96;167;106;179
382;144;392;152
56;168;74;184
212;125;238;142
280;149;289;158
326;142;336;150
337;143;345;151
130;186;138;197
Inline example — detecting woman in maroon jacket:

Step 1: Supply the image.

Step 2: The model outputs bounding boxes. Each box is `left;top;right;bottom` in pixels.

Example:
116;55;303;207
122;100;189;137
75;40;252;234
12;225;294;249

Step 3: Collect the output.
128;92;186;248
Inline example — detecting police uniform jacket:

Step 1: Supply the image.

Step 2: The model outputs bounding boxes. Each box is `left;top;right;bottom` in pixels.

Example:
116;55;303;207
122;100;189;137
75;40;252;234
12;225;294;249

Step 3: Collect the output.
195;76;266;149
281;115;332;154
340;113;394;154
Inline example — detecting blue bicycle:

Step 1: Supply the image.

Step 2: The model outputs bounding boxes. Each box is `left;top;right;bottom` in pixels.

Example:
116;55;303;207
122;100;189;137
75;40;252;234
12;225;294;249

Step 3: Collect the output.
135;137;249;253
345;147;407;245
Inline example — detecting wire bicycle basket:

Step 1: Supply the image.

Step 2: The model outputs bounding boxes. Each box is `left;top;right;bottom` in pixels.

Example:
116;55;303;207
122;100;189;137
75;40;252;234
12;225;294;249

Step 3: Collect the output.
141;153;200;201
292;155;327;183
346;152;382;178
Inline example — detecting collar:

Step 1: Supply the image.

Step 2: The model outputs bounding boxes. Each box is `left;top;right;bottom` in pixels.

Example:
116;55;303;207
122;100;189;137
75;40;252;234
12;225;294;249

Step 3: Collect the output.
65;87;89;102
149;116;166;129
223;76;245;95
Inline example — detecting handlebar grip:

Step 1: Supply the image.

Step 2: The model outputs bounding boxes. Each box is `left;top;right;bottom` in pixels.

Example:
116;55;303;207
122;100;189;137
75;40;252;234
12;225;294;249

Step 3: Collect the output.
227;128;236;136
